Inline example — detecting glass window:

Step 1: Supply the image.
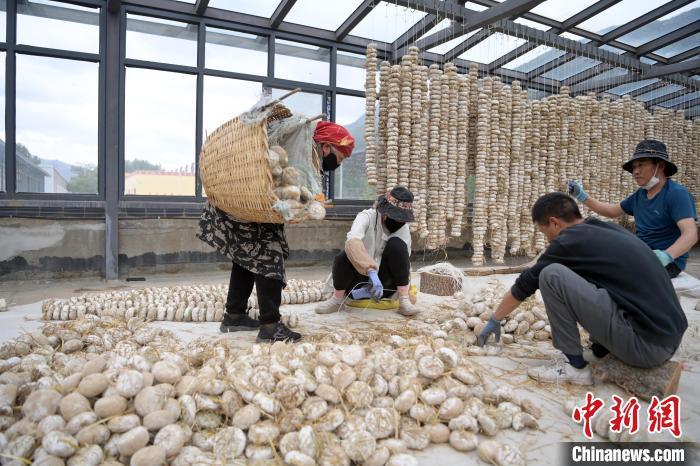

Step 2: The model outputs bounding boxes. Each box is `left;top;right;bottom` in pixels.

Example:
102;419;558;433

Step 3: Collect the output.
126;14;197;67
16;55;98;194
617;4;700;47
0;0;6;43
608;78;659;95
637;84;686;102
660;90;700;108
337;50;366;91
349;2;427;43
653;32;700;58
17;0;99;54
458;33;528;63
577;0;668;35
208;0;282;18
0;51;4;192
529;0;599;22
285;0;366;31
541;56;600;81
125;68;196;196
205;27;267;76
203;76;264;138
427;29;482;55
333;95;372;200
502;45;565;73
269;88;323;118
274;39;330;85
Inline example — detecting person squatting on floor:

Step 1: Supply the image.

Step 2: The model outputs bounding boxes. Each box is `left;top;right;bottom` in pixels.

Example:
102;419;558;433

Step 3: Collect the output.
197;121;355;342
478;192;687;386
315;186;420;317
568;139;697;278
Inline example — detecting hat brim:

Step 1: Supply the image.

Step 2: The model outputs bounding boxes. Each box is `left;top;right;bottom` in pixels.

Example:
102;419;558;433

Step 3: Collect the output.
376;196;415;223
622;153;677;177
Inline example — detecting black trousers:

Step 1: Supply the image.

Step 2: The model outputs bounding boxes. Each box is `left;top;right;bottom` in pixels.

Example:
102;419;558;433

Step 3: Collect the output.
666;262;682;279
225;261;282;325
333;237;410;298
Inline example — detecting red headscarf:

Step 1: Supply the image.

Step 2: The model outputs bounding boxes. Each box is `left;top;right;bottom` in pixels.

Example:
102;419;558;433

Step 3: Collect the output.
313;121;355;157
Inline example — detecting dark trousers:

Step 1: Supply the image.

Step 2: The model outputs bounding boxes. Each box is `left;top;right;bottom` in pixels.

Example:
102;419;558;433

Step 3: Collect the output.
666;262;682;279
333;237;410;298
225;261;282;325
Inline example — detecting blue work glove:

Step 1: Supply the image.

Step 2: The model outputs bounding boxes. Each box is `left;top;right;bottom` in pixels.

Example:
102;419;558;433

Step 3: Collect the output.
477;317;502;347
367;269;384;302
653;249;674;267
567;180;589;202
351;286;372;300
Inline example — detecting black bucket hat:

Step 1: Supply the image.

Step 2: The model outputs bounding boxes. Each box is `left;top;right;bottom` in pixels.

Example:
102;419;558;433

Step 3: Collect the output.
376;186;415;223
622;139;677;177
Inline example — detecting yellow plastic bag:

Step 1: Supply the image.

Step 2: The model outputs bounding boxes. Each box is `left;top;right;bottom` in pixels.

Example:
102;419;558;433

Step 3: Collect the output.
345;285;416;310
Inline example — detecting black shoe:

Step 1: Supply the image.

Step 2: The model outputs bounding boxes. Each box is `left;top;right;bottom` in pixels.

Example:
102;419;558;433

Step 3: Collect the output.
220;312;261;333
255;322;301;343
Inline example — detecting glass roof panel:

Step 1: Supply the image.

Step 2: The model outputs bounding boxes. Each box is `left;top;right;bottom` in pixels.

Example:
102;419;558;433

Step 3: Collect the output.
579;67;629;84
617;3;700;46
653;32;700;58
284;0;365;31
577;0;668;35
349;2;427;43
427;28;482;55
560;31;590;43
502;45;566;73
541;56;600;80
637;84;686;102
640;56;658;64
547;59;600;82
208;0;283;18
599;44;625;54
660;90;700;107
417;18;452;41
693;75;700;81
608;78;659;95
513;17;550;31
464;2;488;11
457;32;527;63
529;0;599;22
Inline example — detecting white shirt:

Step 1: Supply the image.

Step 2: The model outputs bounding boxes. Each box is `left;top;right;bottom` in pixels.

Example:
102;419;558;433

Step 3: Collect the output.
346;208;412;267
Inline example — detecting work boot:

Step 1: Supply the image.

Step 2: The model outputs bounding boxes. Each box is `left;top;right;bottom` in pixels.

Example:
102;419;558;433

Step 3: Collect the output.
397;295;420;316
314;295;346;314
219;312;261;333
256;322;302;343
527;359;593;386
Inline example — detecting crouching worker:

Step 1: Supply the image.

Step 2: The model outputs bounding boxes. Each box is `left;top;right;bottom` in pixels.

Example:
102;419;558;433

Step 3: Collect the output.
478;192;687;386
315;186;420;316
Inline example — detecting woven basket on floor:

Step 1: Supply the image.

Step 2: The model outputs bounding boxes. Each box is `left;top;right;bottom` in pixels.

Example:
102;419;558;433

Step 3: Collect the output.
200;104;295;224
420;271;462;296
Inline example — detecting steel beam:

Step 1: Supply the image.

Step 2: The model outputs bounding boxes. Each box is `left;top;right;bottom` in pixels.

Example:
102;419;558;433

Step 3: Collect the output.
667;45;700;64
108;0;121;14
600;0;695;44
392;14;442;51
642;59;700;79
335;0;374;41
104;5;120;280
194;0;208;16
270;0;297;29
560;0;623;31
636;20;700;56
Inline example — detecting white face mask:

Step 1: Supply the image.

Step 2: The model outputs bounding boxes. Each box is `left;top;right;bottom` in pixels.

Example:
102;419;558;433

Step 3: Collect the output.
642;164;660;190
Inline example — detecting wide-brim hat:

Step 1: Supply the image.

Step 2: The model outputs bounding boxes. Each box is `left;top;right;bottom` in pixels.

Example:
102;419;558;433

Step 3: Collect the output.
622;139;677;177
376;186;415;223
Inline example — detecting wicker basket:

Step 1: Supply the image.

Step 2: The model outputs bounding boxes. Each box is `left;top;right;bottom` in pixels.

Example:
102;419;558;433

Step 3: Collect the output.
200;104;303;224
419;271;462;296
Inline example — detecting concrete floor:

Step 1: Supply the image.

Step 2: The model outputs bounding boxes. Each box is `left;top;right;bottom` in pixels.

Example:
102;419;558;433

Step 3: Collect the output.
1;246;699;465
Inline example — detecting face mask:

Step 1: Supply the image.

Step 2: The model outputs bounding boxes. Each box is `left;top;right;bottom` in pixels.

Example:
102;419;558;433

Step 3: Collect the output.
383;217;405;233
321;152;340;172
642;164;660;190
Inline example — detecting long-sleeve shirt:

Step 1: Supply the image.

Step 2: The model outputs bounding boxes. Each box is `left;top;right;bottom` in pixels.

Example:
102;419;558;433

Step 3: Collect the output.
512;218;687;346
346;208;411;268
